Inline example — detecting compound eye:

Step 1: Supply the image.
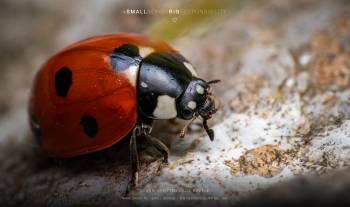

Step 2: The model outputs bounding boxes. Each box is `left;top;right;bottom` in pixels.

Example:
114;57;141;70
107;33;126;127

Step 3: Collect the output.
182;108;193;119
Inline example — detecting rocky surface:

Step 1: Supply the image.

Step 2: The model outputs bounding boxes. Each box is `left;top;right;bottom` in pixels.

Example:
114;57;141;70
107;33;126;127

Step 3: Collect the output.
1;0;350;206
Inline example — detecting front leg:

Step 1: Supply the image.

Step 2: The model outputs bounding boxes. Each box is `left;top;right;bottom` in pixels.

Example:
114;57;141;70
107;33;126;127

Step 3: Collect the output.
126;119;169;196
145;133;170;164
139;117;169;163
130;126;140;187
125;126;141;196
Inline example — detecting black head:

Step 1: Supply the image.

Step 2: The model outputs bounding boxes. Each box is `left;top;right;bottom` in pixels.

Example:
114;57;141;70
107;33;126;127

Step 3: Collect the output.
177;79;220;141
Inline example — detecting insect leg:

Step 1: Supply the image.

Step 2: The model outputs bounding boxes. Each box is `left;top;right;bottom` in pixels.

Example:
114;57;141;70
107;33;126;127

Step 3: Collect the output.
130;126;141;187
145;134;170;164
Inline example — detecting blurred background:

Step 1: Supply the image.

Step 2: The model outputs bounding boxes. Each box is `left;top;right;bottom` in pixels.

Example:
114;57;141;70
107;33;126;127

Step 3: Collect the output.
1;0;350;206
0;0;235;127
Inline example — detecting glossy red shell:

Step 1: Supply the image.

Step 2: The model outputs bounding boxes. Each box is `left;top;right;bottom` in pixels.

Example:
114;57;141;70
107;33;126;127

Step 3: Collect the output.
29;34;176;157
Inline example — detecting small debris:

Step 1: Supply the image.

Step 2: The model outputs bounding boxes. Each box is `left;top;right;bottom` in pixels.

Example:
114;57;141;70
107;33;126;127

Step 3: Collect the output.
224;145;295;178
298;52;313;66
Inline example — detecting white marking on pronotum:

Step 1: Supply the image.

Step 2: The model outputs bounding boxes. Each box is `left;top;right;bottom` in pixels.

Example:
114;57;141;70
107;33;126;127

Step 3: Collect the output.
122;64;138;87
153;95;177;119
196;84;205;94
183;62;198;77
187;101;197;110
139;47;154;58
141;82;148;88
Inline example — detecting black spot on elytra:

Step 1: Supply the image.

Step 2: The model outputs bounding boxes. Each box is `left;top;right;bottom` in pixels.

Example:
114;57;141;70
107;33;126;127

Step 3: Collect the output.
55;67;72;97
80;115;98;138
30;115;42;144
110;44;141;71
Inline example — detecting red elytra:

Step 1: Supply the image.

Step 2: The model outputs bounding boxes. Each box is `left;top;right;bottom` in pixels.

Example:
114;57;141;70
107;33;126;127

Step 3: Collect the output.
28;34;176;158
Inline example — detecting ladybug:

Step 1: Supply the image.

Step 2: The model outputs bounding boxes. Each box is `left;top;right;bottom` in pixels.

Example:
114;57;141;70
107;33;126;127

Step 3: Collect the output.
29;34;219;186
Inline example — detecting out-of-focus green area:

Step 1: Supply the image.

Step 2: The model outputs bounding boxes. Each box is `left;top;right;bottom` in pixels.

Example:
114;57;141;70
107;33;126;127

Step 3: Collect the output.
146;0;262;40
